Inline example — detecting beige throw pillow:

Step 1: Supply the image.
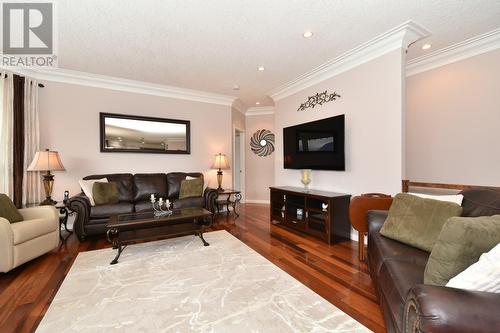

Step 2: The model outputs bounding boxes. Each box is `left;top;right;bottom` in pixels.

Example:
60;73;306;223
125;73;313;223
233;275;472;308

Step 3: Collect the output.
79;178;108;206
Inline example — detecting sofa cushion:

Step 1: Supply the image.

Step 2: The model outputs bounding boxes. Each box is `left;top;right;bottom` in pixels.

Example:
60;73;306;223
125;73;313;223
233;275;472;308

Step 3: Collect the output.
368;230;429;277
90;202;134;218
92;182;119;205
380;193;462;252
0;193;23;223
173;197;204;209
133;173;168;201
11;218;57;245
424;215;500;286
460;188;500;217
134;200;153;213
84;174;134;202
167;172;203;199
378;259;425;333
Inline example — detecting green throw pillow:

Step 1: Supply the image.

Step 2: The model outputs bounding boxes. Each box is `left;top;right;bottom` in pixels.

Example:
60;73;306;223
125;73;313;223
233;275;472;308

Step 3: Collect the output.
179;178;204;199
0;193;23;223
424;215;500;286
380;193;463;252
92;182;119;205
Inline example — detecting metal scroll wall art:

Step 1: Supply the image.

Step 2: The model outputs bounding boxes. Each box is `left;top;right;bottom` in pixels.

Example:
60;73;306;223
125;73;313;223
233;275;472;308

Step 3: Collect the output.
250;129;275;157
297;90;340;111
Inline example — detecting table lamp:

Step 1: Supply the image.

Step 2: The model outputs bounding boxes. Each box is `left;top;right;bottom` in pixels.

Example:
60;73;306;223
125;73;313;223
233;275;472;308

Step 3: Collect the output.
211;153;230;191
27;149;66;205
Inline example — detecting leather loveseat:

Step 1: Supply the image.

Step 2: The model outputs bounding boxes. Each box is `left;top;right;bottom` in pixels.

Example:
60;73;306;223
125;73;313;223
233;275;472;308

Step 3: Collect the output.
68;172;218;240
365;187;500;333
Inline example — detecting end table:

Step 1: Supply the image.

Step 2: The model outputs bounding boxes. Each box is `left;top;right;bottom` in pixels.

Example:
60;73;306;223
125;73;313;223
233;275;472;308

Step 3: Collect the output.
55;201;74;240
215;189;242;218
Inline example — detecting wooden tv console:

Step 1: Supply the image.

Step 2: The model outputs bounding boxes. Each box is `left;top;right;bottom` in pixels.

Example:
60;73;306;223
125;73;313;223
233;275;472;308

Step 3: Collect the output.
269;186;351;245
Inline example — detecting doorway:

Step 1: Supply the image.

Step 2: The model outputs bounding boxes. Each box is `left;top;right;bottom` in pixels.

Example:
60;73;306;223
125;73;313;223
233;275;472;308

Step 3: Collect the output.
233;128;245;202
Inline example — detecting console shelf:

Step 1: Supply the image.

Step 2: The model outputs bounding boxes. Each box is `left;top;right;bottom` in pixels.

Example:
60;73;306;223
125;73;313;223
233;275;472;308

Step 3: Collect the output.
269;186;351;245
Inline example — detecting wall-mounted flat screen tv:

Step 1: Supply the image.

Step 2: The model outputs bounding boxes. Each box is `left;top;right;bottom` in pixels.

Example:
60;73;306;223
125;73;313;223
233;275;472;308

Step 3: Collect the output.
283;114;345;170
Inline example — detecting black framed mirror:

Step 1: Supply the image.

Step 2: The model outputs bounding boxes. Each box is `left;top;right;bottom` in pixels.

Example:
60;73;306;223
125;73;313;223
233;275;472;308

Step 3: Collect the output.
100;113;190;154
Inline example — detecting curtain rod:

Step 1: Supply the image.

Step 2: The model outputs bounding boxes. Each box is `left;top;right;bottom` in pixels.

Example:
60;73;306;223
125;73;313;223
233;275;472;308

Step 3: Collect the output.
1;73;45;87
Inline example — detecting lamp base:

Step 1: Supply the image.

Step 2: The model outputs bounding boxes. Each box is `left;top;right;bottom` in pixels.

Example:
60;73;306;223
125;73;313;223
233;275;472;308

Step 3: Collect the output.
217;170;224;192
40;198;57;206
40;171;56;206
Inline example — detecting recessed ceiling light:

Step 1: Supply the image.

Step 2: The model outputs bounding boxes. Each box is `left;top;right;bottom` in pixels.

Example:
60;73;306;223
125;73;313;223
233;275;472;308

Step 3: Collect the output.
421;43;432;50
303;31;313;38
258;66;265;71
233;85;240;91
256;102;260;105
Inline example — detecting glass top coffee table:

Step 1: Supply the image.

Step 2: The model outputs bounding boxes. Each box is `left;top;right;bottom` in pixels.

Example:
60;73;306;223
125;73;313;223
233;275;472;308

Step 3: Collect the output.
106;207;213;265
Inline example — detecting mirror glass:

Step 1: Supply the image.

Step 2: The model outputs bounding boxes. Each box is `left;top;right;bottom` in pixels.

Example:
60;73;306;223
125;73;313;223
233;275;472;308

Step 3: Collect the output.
100;113;190;154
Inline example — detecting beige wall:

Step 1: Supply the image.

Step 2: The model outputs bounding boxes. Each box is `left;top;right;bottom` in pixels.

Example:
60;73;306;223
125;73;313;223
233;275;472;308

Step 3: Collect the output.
39;82;233;200
274;49;406;196
245;114;275;202
406;49;500;186
231;108;246;130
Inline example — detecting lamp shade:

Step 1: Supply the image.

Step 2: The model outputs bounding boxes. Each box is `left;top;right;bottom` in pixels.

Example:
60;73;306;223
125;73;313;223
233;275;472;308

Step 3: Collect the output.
211;153;230;170
27;149;66;172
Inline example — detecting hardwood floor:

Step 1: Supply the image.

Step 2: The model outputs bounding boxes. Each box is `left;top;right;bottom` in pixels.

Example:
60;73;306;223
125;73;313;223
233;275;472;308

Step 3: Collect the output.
0;204;385;333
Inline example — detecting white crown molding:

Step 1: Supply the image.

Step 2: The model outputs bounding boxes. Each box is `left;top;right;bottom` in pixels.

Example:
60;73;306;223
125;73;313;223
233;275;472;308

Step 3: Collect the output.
245;106;275;116
232;98;248;114
406;28;500;76
269;20;431;101
2;67;236;106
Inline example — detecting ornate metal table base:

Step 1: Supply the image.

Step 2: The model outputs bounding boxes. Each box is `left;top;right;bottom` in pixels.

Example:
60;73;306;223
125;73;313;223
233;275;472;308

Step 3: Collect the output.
194;230;210;246
106;212;213;265
216;191;242;219
58;205;74;241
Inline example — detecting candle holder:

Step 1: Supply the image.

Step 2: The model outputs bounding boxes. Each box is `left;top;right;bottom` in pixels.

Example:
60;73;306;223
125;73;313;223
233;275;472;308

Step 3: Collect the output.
150;195;172;217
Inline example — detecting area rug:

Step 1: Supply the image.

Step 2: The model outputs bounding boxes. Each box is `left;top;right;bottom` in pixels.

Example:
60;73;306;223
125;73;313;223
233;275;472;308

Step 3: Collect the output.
36;230;370;332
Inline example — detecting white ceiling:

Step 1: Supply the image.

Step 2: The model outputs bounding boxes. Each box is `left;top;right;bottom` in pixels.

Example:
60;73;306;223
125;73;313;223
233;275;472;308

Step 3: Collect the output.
54;0;500;107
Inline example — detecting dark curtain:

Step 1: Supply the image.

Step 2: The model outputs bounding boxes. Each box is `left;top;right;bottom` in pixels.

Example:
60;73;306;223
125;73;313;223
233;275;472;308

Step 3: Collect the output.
13;74;25;208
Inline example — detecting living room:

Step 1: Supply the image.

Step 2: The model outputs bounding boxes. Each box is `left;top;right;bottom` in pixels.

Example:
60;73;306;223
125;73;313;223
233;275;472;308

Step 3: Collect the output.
0;1;499;332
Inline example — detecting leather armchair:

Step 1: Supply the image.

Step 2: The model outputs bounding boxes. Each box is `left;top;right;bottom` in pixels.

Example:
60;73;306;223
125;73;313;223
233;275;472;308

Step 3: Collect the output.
405;285;500;333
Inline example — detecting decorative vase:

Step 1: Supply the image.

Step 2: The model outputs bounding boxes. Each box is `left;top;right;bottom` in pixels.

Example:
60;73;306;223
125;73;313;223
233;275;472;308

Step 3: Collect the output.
301;169;311;192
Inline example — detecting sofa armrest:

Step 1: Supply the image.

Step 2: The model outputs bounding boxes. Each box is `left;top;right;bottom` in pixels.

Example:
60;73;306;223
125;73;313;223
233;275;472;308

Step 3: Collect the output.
18;205;58;222
405;284;500;333
367;210;389;235
68;192;91;240
203;187;219;213
0;217;14;273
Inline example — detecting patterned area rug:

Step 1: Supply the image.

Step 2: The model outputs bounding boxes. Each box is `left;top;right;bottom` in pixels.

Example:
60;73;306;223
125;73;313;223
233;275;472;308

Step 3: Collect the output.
36;230;371;332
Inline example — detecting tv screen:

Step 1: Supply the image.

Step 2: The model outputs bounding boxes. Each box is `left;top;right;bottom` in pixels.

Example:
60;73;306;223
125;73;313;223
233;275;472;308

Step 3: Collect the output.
284;115;345;170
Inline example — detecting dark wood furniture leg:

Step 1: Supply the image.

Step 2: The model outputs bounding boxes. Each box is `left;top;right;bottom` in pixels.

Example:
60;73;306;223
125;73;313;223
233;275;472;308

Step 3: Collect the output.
358;232;365;261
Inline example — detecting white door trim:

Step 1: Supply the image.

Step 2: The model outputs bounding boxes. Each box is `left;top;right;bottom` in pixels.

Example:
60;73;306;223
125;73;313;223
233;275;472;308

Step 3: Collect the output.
232;126;245;203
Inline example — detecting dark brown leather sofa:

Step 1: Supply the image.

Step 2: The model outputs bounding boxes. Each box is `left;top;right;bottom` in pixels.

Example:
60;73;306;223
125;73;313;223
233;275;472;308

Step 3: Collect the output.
68;172;218;240
366;188;500;333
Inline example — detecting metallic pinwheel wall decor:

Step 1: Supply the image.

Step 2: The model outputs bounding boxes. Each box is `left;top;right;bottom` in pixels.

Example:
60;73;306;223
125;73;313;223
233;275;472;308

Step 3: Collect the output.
250;129;275;157
297;90;340;111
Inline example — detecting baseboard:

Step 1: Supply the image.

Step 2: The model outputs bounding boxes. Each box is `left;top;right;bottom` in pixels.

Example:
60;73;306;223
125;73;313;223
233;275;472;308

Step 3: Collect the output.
245;199;270;204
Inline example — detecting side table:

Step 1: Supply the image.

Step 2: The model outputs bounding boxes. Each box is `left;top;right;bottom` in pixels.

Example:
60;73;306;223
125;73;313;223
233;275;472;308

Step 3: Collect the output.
55;201;74;240
215;189;242;218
